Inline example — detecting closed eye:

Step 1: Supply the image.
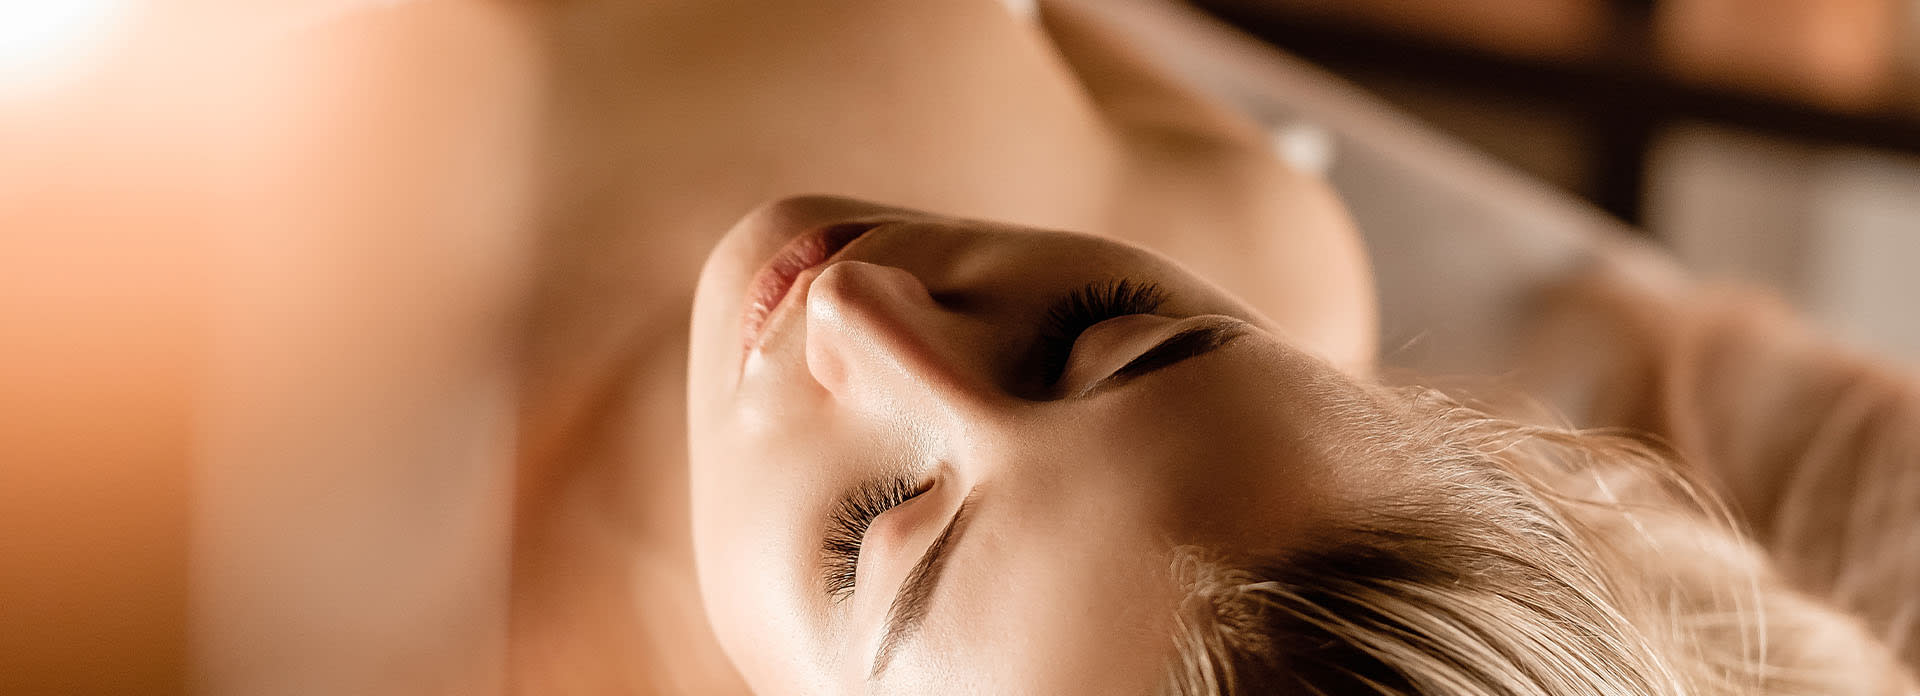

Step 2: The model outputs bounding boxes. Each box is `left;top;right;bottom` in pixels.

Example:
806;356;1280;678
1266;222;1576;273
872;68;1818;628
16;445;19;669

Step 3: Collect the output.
1074;318;1249;398
1034;279;1169;385
821;472;929;603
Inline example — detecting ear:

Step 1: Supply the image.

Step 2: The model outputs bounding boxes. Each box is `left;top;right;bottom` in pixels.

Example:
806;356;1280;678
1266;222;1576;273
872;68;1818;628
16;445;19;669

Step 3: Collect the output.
1036;0;1266;147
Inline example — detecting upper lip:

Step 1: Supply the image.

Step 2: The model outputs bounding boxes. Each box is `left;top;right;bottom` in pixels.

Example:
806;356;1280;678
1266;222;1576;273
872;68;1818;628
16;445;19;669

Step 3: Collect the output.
740;221;884;358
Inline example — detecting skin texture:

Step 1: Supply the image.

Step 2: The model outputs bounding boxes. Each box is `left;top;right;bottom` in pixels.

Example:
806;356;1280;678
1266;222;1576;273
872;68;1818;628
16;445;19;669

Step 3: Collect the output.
685;196;1377;694
513;1;1375;692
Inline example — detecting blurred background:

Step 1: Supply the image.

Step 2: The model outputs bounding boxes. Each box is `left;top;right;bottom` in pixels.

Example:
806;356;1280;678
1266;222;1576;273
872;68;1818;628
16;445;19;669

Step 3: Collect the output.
1197;0;1920;363
1;1;1915;693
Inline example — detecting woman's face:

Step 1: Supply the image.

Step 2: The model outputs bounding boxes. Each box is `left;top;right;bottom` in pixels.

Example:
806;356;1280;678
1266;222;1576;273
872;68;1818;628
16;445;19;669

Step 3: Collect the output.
687;196;1372;694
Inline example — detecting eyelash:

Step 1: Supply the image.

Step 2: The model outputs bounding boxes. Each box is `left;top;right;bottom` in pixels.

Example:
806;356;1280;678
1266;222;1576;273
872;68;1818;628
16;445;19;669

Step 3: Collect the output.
817;280;1166;601
823;473;926;602
1036;279;1170;384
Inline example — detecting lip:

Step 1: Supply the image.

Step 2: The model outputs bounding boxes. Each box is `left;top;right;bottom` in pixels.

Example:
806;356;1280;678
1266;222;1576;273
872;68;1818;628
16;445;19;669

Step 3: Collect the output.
740;221;879;355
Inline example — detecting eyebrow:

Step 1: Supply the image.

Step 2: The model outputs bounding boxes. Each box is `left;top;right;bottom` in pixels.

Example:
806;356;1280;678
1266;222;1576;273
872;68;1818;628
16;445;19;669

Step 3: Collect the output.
861;322;1244;678
869;492;976;680
1076;320;1249;398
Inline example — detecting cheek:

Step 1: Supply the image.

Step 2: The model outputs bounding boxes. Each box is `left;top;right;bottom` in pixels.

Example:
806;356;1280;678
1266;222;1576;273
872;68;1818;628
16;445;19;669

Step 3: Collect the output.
687;456;824;690
688;418;856;689
688;436;795;588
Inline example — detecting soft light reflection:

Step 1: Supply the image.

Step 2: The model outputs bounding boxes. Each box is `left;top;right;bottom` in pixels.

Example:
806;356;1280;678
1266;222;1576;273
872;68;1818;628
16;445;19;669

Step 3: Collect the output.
0;0;127;94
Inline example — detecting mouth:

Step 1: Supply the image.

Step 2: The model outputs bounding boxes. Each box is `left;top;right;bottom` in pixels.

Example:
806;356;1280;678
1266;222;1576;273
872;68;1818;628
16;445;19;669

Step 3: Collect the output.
740;221;880;355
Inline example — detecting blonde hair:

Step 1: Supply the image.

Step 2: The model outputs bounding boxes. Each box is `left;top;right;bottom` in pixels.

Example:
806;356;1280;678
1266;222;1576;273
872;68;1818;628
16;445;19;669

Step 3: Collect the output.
1162;385;1916;695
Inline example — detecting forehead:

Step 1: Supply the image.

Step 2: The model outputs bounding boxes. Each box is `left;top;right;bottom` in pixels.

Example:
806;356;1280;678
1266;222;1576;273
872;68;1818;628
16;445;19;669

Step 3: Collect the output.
875;489;1180;695
873;336;1352;694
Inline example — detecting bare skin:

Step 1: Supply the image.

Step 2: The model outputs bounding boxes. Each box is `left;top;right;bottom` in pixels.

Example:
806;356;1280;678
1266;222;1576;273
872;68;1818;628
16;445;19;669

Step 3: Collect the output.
510;1;1372;692
682;195;1385;693
22;0;1914;693
11;1;1365;693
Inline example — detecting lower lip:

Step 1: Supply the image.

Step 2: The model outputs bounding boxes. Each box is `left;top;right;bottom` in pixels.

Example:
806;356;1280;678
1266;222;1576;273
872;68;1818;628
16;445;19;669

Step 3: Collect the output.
740;222;876;352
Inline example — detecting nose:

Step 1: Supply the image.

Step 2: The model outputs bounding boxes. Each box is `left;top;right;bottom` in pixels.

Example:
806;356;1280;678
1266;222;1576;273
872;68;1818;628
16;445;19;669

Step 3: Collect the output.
804;261;993;418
